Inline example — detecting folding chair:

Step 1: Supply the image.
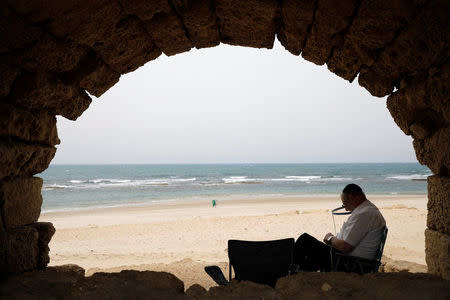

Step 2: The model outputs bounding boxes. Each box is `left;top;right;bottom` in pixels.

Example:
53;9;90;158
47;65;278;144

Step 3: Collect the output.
333;226;388;274
205;238;294;287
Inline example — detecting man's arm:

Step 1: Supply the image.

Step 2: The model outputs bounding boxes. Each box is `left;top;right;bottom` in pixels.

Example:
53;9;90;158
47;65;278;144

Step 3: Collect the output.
323;233;353;253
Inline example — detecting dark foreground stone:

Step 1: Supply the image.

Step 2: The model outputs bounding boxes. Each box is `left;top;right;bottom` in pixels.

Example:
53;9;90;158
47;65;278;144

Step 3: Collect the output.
1;266;449;299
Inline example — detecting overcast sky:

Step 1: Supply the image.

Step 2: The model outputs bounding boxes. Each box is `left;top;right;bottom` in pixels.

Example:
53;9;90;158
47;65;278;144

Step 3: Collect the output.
52;40;417;164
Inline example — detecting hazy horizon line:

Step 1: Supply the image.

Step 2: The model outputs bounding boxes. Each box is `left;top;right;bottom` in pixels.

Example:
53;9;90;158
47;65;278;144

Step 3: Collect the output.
49;161;421;166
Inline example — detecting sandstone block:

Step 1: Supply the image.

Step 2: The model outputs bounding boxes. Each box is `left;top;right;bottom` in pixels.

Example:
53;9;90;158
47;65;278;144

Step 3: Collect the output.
359;0;449;97
19;34;88;73
277;0;315;56
302;0;358;66
427;176;450;234
145;10;193;56
0;177;43;229
68;53;120;97
0;63;20;98
0;225;39;274
172;0;221;49
0;140;56;181
120;0;170;21
94;16;161;74
32;222;55;269
44;0;123;49
0;209;4;231
327;1;424;82
425;229;450;280
215;0;278;49
0;102;59;146
386;62;449;137
9;72;91;121
0;5;42;53
413;127;450;175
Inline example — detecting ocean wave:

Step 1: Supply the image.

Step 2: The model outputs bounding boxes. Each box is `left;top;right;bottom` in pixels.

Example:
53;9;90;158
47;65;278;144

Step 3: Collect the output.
321;177;353;181
56;177;198;189
270;176;321;182
42;184;70;191
89;179;132;184
222;176;262;184
386;174;430;181
69;180;85;183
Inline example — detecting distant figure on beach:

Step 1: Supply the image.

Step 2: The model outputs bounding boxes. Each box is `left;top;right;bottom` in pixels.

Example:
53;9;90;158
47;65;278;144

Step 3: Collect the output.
212;199;216;207
293;184;386;272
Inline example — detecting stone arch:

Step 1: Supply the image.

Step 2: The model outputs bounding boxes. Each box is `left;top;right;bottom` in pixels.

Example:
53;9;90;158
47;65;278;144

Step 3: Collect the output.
0;0;448;280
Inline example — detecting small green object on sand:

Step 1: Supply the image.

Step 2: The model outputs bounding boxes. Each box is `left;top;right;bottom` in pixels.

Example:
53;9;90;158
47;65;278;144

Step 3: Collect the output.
212;200;216;207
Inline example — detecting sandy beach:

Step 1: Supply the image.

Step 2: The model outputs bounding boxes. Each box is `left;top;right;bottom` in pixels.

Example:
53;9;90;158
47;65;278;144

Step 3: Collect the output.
40;195;428;289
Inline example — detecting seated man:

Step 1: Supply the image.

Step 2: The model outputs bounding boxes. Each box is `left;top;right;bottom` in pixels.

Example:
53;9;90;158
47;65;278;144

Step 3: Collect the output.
294;183;386;272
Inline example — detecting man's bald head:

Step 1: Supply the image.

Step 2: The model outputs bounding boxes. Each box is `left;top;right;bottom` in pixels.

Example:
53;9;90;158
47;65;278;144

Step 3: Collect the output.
341;184;367;211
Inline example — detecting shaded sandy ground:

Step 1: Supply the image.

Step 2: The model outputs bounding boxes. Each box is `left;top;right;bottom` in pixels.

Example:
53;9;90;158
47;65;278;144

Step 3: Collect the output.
40;195;428;289
2;266;448;299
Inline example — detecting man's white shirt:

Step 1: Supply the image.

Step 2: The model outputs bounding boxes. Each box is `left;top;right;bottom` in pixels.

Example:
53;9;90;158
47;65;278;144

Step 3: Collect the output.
336;200;386;260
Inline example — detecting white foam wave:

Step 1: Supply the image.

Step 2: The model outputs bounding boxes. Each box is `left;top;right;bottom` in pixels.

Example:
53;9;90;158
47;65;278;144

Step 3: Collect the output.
222;176;261;184
69;180;85;183
321;177;353;181
59;177;198;189
386;174;430;181
42;184;70;191
271;176;321;182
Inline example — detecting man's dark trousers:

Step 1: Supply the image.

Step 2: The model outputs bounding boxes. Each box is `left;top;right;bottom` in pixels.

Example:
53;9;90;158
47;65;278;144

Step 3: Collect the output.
294;233;336;271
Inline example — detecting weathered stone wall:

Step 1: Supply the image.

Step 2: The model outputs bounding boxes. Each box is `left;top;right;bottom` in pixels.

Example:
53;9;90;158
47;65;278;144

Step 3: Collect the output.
0;0;448;280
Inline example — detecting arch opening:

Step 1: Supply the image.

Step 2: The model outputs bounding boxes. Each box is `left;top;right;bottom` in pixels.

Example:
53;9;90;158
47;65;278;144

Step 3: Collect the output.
36;44;430;286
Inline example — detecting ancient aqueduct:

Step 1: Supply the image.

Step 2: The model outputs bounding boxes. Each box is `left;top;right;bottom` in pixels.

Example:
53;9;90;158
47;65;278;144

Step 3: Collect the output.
0;0;449;286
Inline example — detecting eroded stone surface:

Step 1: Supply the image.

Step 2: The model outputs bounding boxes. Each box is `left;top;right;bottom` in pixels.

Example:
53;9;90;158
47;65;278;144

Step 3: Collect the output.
18;34;88;73
427;176;450;234
215;0;278;49
425;229;450;280
387;62;449;137
173;0;221;49
119;0;170;21
45;0;123;49
0;222;55;276
144;10;193;56
0;177;43;229
93;16;161;74
0;63;20;98
32;222;55;269
9;72;91;121
0;140;56;181
0;209;4;231
327;0;424;82
68;53;120;98
277;0;315;56
0;4;42;53
0;225;39;275
302;0;358;66
359;0;450;97
0;102;59;146
413;127;450;176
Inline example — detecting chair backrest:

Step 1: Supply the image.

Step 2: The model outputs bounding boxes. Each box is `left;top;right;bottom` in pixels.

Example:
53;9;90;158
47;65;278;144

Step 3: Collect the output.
374;226;388;272
228;238;294;287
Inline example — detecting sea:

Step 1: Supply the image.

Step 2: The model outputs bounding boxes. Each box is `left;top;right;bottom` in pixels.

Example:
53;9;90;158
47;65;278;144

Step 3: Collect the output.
39;163;431;213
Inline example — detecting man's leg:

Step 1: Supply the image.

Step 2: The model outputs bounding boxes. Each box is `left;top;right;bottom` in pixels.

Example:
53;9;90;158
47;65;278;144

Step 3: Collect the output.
294;233;334;271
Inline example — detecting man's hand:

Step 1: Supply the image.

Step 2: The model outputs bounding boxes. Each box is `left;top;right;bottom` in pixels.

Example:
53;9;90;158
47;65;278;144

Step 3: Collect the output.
323;233;354;253
323;233;334;244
